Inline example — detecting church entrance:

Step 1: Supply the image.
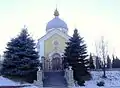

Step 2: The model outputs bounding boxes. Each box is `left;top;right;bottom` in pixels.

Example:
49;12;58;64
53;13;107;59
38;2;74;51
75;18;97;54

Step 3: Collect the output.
52;57;61;71
51;53;62;71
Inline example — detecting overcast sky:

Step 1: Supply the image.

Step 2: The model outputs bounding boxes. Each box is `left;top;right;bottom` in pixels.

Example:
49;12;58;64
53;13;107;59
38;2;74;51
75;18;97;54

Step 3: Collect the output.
0;0;120;58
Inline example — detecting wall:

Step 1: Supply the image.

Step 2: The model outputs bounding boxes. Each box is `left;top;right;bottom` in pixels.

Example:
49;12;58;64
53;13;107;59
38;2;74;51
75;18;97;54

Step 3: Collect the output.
44;33;67;58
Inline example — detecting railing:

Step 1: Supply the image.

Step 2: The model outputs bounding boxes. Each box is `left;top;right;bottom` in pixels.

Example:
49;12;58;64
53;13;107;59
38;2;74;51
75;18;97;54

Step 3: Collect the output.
33;66;75;88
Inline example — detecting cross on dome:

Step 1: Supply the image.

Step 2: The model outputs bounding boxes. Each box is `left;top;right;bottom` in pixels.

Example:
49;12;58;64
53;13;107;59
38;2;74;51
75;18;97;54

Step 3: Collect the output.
54;8;59;16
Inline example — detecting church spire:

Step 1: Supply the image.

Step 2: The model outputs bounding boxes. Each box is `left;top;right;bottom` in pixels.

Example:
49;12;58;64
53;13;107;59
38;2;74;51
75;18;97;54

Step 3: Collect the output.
54;8;59;16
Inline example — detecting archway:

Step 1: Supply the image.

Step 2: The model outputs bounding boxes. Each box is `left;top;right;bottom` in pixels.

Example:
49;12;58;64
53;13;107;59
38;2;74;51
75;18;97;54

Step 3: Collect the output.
51;53;62;71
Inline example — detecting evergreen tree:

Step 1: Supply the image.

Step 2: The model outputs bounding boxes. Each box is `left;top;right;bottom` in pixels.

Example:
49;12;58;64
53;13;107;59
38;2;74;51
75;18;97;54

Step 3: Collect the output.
95;56;102;69
89;53;95;69
112;55;115;68
63;29;89;86
115;57;120;68
107;55;111;68
112;56;120;68
1;28;40;82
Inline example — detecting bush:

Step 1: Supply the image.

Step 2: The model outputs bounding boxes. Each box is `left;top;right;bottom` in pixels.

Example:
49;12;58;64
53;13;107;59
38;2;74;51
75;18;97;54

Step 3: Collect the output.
97;81;105;86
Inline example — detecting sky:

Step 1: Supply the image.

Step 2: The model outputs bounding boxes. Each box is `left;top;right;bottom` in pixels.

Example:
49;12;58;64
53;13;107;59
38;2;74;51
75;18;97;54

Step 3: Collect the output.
0;0;120;58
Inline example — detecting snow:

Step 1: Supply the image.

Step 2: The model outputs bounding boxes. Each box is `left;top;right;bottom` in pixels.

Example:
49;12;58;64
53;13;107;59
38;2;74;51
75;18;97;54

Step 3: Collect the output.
0;76;19;86
21;84;39;88
0;76;38;88
0;71;120;88
73;71;120;88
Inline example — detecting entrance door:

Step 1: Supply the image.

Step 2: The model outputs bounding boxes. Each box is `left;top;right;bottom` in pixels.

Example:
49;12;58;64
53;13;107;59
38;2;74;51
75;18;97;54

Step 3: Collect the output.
52;53;62;71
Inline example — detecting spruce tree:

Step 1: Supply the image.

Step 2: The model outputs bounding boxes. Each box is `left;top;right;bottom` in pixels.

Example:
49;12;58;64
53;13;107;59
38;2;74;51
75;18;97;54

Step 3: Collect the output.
95;56;100;69
63;29;89;86
107;55;111;68
95;56;102;69
1;28;40;82
112;55;115;68
89;53;95;69
112;56;120;68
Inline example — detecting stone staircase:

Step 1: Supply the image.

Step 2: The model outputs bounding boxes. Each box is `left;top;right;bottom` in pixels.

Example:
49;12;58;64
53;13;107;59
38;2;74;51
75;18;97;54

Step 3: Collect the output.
43;71;68;88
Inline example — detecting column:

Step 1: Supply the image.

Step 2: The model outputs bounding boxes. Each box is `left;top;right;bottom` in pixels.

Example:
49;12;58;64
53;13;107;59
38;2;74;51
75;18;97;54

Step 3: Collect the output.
67;66;74;88
34;67;43;87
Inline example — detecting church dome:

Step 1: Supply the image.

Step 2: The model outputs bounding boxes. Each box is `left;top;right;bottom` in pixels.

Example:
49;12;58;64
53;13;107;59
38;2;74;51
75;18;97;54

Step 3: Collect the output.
46;9;68;32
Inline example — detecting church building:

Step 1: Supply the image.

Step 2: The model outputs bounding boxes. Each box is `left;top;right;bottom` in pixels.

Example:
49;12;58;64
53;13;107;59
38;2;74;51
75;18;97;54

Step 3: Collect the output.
37;9;70;71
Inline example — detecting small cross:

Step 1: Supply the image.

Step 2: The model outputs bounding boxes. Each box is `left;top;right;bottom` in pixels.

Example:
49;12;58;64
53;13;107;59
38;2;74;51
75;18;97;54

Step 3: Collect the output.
23;25;27;30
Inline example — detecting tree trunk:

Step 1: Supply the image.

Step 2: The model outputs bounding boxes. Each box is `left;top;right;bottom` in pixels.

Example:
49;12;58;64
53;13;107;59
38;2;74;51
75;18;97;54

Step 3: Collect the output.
103;57;107;78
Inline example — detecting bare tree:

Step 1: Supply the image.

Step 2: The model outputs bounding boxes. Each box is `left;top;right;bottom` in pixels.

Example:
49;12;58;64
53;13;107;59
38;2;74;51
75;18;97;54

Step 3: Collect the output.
95;36;108;78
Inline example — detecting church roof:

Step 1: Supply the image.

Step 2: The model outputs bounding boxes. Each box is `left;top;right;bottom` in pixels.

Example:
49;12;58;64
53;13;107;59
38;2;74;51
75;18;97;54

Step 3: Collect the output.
38;28;70;42
46;9;68;31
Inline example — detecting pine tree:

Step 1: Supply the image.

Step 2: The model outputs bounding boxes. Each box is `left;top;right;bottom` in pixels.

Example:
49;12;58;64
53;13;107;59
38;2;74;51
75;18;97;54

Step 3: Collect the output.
107;55;111;68
89;53;95;69
1;28;40;82
63;29;89;86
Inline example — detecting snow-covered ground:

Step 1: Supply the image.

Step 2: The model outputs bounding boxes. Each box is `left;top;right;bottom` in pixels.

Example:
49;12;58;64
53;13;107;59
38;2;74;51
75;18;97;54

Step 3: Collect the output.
0;76;38;88
0;76;20;86
0;71;120;88
74;71;120;88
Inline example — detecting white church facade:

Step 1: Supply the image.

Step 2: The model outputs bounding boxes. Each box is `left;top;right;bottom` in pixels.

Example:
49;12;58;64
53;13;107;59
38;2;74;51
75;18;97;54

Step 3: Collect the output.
37;9;70;71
